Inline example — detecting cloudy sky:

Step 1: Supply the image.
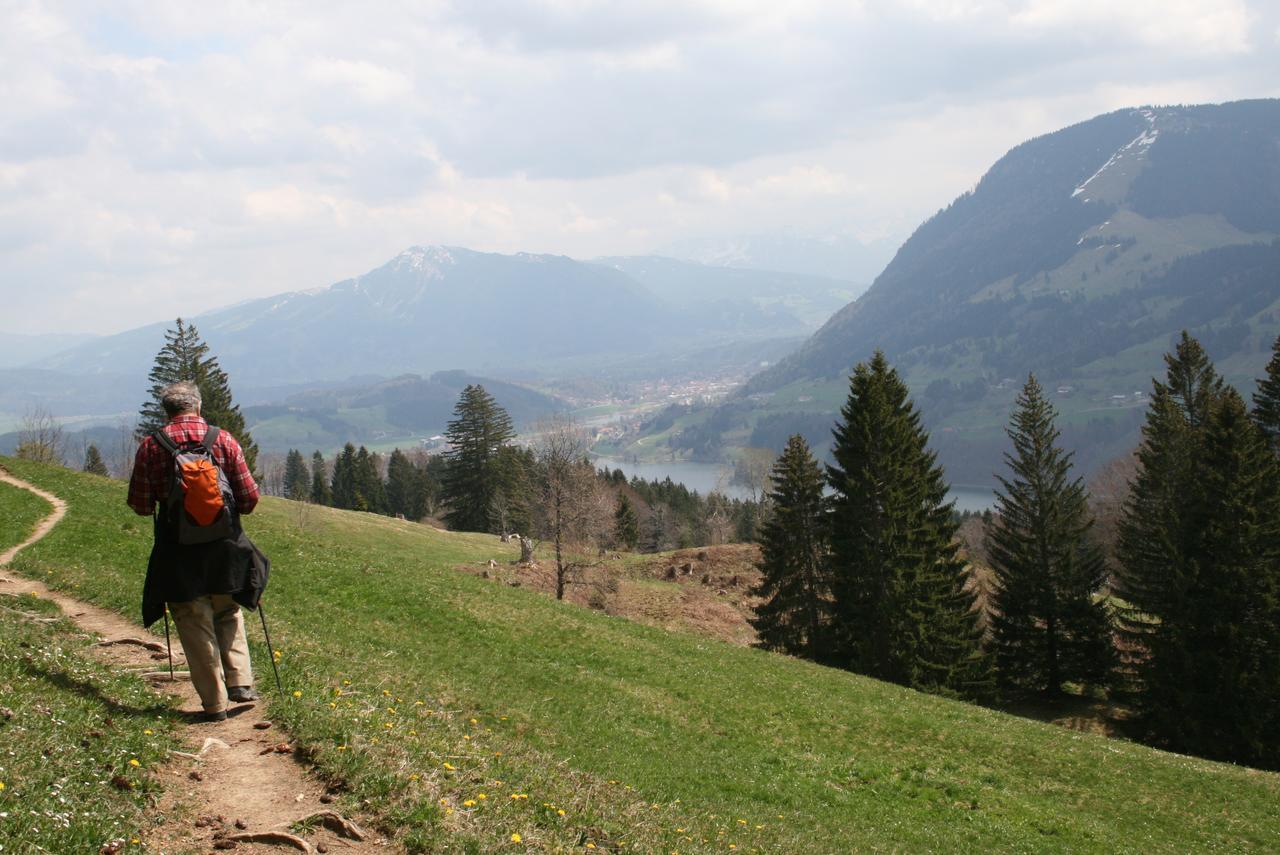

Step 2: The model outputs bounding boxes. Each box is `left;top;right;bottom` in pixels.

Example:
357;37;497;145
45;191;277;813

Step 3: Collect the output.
3;0;1279;335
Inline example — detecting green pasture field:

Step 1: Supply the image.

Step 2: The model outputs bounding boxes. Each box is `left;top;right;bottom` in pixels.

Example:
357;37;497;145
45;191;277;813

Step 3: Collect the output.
0;476;179;850
0;477;50;549
3;457;1279;853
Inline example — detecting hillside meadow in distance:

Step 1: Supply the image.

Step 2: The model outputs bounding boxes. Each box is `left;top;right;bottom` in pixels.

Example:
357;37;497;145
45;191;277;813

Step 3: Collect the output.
4;3;1280;850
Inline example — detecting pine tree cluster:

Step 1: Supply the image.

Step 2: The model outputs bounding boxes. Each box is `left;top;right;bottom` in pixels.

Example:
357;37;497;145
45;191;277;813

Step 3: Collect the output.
751;336;1280;764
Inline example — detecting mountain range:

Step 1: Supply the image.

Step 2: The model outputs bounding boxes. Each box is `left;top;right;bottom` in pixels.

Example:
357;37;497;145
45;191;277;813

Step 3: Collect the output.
15;250;855;401
633;99;1280;484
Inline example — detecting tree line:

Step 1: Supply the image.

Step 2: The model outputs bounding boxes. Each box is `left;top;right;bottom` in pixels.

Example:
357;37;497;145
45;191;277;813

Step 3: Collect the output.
752;332;1280;770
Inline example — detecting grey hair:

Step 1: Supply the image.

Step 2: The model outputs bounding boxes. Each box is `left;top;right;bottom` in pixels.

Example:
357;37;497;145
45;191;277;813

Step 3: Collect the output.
160;381;202;417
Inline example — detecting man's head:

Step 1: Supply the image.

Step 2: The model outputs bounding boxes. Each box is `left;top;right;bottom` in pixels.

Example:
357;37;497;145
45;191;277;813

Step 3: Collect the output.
160;381;202;418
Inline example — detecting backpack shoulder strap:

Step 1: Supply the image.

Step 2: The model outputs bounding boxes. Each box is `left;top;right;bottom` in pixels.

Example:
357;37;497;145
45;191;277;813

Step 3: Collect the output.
152;430;179;455
202;425;221;452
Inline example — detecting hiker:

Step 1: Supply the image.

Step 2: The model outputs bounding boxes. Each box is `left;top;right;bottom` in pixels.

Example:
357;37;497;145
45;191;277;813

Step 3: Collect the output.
127;380;264;721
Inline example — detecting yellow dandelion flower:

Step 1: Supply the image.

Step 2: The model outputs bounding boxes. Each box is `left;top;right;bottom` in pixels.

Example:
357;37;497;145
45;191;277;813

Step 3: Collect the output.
382;689;391;697
477;793;487;800
446;808;454;816
337;745;348;751
443;762;456;770
409;729;417;736
143;729;153;735
130;838;140;845
586;844;596;850
494;751;503;757
384;722;394;729
128;758;140;767
557;809;566;817
469;718;478;725
511;833;522;843
676;828;685;833
737;819;747;826
334;688;343;696
343;679;351;685
414;700;424;706
409;774;419;781
292;690;302;698
329;702;337;709
463;799;477;807
387;707;396;714
0;781;6;790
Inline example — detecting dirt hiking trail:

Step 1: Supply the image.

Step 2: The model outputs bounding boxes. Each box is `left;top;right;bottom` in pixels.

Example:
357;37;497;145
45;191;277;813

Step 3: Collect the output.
0;469;396;854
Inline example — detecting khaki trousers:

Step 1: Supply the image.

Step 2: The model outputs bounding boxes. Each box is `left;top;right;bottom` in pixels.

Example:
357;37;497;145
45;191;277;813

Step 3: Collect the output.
169;594;253;713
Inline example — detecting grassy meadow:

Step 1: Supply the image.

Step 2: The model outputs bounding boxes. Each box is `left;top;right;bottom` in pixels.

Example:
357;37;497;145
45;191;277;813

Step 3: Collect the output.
0;475;180;851
2;457;1279;853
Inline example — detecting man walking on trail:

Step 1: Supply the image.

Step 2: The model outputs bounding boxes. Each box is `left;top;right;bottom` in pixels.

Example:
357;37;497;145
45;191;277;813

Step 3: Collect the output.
128;381;262;721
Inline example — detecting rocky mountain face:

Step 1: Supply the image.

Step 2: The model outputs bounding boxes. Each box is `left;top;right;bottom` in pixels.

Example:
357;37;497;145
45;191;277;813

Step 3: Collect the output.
660;100;1280;483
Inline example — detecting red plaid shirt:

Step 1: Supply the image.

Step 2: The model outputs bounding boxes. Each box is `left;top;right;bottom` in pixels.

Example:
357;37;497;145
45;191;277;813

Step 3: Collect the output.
127;414;259;516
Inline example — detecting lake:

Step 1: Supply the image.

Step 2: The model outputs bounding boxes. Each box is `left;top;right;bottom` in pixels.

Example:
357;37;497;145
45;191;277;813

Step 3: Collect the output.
593;455;996;511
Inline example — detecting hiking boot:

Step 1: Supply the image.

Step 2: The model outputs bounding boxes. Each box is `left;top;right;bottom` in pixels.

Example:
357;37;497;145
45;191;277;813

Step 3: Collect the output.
227;686;260;703
197;710;228;723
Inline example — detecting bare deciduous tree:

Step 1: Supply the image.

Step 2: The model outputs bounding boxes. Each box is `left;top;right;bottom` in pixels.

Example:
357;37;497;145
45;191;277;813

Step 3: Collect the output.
15;407;64;465
732;447;775;504
532;415;611;600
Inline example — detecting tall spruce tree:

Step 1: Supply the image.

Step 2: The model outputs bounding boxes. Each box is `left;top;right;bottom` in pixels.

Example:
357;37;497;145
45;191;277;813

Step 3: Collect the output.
986;375;1113;696
137;319;258;472
750;435;831;661
310;451;332;506
827;351;991;700
283;449;310;500
385;449;422;519
83;444;110;477
1252;334;1280;455
613;494;640;550
1113;332;1280;763
330;443;358;510
441;385;516;532
353;446;387;514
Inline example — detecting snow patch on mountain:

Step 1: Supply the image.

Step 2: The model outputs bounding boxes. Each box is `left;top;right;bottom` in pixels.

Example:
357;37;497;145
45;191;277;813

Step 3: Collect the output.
1072;111;1160;202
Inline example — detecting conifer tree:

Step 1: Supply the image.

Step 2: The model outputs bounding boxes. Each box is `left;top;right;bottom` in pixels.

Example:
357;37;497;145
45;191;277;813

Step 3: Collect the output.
310;451;332;506
613;494;640;550
83;444;110;477
330;443;358;510
283;449;310;501
827;351;991;700
354;446;387;514
987;375;1112;696
385;449;419;519
750;435;831;661
441;385;516;532
1119;333;1280;766
137;319;258;472
1253;334;1280;455
1116;333;1223;701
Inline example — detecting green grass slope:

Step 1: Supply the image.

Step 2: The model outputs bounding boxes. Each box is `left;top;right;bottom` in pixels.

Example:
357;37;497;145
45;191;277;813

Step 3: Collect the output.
2;458;1278;853
0;477;180;851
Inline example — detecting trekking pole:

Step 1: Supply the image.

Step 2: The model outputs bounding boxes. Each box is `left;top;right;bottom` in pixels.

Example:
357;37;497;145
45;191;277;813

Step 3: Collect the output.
162;608;175;680
257;602;286;702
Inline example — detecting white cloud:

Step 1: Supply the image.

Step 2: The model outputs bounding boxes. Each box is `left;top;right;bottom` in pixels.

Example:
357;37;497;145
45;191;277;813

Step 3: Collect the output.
1;1;1278;335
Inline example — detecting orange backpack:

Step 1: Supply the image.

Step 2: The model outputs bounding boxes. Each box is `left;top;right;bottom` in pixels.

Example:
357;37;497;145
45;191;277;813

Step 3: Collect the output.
153;427;236;544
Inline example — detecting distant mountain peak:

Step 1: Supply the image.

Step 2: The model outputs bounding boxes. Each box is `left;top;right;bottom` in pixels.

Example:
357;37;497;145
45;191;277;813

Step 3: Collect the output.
391;245;460;274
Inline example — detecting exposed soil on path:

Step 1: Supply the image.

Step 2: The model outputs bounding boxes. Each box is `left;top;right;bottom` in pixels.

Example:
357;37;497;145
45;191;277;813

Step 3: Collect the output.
0;470;396;854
